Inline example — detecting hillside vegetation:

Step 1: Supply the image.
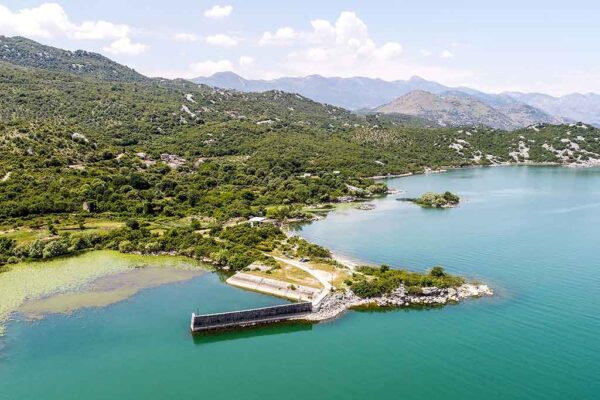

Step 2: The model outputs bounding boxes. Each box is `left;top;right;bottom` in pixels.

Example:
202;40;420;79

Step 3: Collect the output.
1;37;600;268
0;36;146;82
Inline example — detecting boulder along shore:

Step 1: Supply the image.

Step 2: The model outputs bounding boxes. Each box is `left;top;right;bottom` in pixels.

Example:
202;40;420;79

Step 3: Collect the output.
300;283;493;322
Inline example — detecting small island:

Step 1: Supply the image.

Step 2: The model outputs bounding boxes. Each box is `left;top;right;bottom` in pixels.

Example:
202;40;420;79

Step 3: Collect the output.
408;191;460;208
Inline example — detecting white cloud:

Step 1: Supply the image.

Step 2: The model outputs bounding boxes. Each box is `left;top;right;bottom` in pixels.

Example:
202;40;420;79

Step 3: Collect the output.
440;49;454;59
72;20;130;40
374;42;403;60
141;57;256;80
205;34;238;47
309;19;336;43
103;37;149;56
239;56;255;68
259;11;473;86
284;12;403;73
259;27;297;46
420;49;432;57
0;3;148;55
0;3;126;39
175;32;199;42
144;11;473;86
204;5;233;19
0;3;71;38
189;59;234;76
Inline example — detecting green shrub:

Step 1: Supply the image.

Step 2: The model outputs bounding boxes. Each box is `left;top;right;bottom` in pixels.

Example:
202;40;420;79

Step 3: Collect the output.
42;239;69;259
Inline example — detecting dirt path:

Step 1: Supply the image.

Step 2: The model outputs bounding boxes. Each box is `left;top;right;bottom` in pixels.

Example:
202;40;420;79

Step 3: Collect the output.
272;256;334;305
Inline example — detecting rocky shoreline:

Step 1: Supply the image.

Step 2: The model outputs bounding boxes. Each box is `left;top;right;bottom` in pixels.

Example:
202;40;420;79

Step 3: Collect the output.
300;283;493;322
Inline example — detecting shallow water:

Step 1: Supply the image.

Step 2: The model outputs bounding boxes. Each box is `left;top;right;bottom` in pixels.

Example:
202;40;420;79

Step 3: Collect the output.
18;268;204;317
0;250;206;334
1;166;599;399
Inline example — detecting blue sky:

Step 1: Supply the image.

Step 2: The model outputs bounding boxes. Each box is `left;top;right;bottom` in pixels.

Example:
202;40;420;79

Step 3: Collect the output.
1;1;598;95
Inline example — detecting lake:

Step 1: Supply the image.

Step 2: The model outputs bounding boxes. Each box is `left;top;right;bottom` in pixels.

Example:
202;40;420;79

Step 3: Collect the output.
1;166;599;399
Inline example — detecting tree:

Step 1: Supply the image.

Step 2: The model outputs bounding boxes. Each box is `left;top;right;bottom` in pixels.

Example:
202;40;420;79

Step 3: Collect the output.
190;218;201;230
42;239;69;259
28;240;45;259
430;266;446;277
126;219;140;230
47;222;58;235
0;237;15;255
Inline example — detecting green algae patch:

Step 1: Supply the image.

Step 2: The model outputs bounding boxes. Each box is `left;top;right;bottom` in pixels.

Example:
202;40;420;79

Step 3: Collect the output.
0;250;207;334
19;268;204;318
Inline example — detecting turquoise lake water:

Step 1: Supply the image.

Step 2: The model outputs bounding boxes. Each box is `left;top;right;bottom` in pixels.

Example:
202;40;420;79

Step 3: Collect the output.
1;166;599;399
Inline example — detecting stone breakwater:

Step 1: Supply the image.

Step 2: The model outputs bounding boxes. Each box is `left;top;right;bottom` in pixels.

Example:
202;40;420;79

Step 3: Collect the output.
302;283;493;322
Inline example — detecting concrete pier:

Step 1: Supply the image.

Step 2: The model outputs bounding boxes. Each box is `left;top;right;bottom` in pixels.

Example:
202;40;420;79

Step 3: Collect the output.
191;302;313;333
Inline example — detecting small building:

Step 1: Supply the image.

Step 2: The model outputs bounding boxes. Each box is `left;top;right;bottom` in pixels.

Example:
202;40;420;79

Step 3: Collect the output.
248;216;268;227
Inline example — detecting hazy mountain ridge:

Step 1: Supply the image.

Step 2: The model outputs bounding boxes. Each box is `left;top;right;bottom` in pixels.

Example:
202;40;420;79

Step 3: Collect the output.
195;72;598;128
3;52;598;176
193;72;449;110
506;92;600;127
374;90;519;130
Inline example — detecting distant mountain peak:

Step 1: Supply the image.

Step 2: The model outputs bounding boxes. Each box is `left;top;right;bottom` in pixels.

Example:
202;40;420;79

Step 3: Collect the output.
211;71;242;78
375;90;519;130
408;75;427;82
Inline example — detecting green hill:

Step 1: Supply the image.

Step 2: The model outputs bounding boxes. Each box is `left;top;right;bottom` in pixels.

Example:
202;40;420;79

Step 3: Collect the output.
0;37;599;224
0;36;147;82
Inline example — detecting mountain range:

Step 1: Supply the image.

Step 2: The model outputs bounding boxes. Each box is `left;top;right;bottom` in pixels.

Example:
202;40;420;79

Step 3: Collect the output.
1;35;599;185
373;90;564;130
194;72;600;129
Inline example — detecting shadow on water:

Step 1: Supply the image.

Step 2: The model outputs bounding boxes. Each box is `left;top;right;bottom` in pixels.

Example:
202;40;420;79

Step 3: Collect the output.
191;321;313;345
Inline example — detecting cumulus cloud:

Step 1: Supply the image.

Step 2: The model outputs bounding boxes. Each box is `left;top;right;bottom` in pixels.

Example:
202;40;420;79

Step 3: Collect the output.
141;56;259;80
103;37;149;56
205;34;238;47
283;12;403;73
374;42;403;61
253;11;472;85
0;2;148;55
189;59;234;76
174;32;199;42
239;56;255;68
204;5;233;19
440;49;454;59
259;27;297;46
134;9;473;85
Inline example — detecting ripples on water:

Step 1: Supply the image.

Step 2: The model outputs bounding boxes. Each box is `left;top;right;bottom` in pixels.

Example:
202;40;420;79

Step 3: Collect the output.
299;166;600;399
0;166;599;400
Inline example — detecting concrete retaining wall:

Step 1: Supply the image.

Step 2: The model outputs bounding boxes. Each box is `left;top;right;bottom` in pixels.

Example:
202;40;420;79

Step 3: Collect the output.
191;302;312;332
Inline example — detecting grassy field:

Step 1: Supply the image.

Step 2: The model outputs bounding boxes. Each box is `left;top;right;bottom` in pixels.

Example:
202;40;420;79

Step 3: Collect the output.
0;218;124;246
244;260;323;289
308;261;353;289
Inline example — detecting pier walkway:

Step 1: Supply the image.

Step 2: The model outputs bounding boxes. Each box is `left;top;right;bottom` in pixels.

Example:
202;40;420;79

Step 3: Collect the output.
191;302;313;333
